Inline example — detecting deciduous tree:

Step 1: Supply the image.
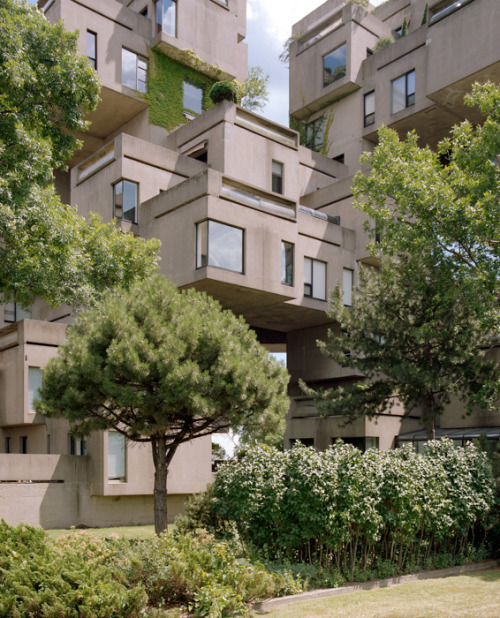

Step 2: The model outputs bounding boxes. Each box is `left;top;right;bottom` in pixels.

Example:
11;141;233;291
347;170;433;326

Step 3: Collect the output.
0;0;159;308
36;276;289;534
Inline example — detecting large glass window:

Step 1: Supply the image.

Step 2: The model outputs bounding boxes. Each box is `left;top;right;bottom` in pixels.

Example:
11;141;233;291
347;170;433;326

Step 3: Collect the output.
121;48;147;92
86;30;97;69
183;81;203;115
323;44;346;87
113;180;138;223
304;257;326;300
364;91;375;127
343;268;353;306
272;161;284;194
69;435;88;456
155;0;176;36
304;117;324;152
281;241;294;286
108;432;126;480
28;367;43;412
196;220;244;273
4;302;31;323
391;70;415;114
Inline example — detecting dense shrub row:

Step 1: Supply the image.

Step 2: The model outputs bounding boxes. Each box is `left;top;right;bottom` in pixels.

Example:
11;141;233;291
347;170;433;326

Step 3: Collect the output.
0;522;300;617
213;440;496;574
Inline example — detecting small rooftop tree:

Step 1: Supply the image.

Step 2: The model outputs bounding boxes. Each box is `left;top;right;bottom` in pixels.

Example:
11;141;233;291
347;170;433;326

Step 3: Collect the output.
36;276;289;534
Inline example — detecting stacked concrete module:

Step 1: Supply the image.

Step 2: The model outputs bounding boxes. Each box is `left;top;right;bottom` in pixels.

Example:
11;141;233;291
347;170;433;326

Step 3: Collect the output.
0;0;499;527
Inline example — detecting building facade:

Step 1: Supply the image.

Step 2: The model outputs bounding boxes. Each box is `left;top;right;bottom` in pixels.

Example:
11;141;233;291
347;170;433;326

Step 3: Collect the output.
0;0;499;527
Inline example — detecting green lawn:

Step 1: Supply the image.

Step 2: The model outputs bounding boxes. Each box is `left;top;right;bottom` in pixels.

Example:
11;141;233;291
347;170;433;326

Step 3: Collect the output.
257;569;500;617
45;524;164;540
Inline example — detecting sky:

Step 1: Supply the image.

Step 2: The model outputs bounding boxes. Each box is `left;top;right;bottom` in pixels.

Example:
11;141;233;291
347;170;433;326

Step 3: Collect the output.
245;0;385;127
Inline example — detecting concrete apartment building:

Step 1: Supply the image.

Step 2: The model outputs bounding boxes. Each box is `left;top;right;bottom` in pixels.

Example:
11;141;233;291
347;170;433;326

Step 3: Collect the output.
0;0;499;527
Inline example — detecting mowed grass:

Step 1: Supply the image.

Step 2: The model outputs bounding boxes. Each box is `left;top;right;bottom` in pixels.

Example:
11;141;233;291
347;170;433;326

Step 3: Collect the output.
45;524;164;540
258;569;500;618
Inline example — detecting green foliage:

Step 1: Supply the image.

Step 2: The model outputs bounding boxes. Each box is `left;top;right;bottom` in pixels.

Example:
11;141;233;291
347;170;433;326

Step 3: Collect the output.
0;522;146;617
0;0;159;307
422;2;429;25
213;441;496;573
146;49;215;130
400;16;409;36
373;35;394;52
305;256;500;438
209;80;240;105
37;275;289;533
174;484;232;537
239;66;269;112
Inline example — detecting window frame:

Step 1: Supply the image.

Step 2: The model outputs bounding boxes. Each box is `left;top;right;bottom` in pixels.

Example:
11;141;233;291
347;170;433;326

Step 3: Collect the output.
121;48;148;93
363;91;375;127
391;70;415;114
272;160;284;195
281;241;294;286
155;0;177;37
113;179;139;224
86;30;97;70
304;257;327;301
342;268;353;306
4;302;31;323
196;219;244;274
108;431;127;481
183;80;204;116
304;117;324;152
28;366;43;412
322;43;347;88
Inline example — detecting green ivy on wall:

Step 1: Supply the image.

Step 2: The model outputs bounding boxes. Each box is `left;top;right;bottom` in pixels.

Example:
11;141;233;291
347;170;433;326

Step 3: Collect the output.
145;49;215;131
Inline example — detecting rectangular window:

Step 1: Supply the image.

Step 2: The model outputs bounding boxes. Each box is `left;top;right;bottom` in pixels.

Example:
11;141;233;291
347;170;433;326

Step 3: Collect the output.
113;180;138;223
183;81;203;115
323;44;346;87
122;48;147;93
196;220;244;274
4;302;31;323
28;367;43;411
272;161;284;194
364;91;375;127
304;257;326;300
304;117;324;152
20;436;27;454
108;431;126;480
155;0;176;36
5;437;11;454
281;241;294;286
343;268;353;306
69;435;87;456
86;30;97;70
391;70;415;114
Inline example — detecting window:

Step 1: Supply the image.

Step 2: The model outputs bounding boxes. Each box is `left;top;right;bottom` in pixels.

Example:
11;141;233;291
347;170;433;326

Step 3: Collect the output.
4;302;31;323
332;436;379;452
323;44;346;87
430;0;474;24
304;257;326;300
155;0;176;36
304;117;324;151
113;180;138;223
140;6;148;16
122;48;147;92
183;81;203;115
28;367;43;411
272;161;283;194
281;241;294;286
108;432;126;480
86;30;97;69
20;436;27;454
196;220;244;273
69;435;87;456
343;268;353;306
5;437;11;454
290;438;315;448
391;70;415;114
364;91;375;127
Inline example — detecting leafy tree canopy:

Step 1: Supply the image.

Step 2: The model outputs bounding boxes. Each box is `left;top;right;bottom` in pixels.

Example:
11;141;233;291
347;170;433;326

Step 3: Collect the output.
0;0;159;307
239;65;269;112
304;257;500;439
37;276;290;533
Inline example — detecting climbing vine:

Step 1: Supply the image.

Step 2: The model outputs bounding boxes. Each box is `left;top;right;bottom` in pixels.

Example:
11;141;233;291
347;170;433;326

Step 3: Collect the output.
145;49;216;131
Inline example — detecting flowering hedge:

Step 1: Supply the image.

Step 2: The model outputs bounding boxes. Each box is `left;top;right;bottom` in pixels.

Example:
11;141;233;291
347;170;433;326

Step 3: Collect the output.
213;440;496;573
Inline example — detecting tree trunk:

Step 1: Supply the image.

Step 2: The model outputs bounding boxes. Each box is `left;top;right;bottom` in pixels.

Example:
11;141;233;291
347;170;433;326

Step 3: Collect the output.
423;394;436;441
152;435;169;535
